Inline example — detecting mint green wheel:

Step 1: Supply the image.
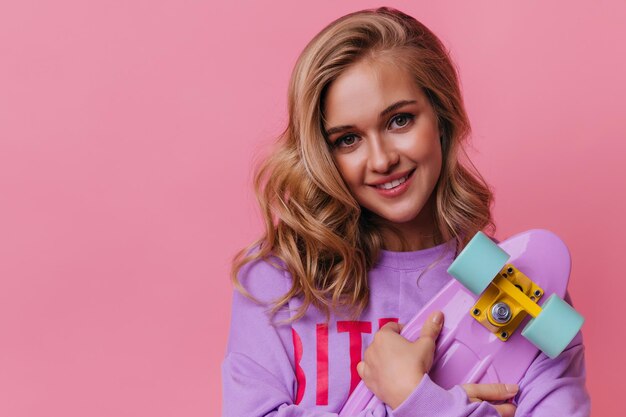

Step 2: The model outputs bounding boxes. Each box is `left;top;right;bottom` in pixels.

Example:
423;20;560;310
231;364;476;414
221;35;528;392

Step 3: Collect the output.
447;231;510;295
521;294;584;359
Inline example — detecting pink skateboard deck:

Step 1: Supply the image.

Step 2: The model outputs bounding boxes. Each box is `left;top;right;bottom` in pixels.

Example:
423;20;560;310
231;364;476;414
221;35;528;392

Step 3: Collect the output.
340;229;582;414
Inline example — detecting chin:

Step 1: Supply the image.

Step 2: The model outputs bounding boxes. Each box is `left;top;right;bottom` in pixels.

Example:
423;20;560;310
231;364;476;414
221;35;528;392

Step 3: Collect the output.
375;208;423;225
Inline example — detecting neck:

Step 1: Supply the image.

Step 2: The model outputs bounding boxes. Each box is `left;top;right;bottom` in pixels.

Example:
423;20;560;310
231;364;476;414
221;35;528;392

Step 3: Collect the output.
378;196;442;252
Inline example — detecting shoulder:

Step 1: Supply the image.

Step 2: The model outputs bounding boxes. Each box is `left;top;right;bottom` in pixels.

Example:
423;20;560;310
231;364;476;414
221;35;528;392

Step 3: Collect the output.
235;249;293;305
228;250;295;336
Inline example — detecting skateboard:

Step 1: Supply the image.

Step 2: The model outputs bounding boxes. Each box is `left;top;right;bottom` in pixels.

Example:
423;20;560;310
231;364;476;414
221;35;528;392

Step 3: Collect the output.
339;229;584;415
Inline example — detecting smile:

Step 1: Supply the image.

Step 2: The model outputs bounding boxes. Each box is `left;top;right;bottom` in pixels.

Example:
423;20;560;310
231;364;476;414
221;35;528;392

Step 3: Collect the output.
374;170;413;190
370;169;416;198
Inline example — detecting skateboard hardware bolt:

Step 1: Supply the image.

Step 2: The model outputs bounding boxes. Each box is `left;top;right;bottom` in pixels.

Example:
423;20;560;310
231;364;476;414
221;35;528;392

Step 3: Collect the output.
491;302;512;324
501;331;509;339
534;290;542;297
473;308;481;316
507;267;513;274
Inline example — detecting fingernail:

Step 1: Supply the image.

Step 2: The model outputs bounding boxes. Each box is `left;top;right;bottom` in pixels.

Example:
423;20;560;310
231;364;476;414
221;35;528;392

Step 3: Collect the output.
432;311;443;325
505;384;519;393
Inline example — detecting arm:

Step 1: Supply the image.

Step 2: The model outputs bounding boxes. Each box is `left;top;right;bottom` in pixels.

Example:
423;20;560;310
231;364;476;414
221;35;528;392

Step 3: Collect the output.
388;375;516;417
358;315;517;417
221;258;387;417
389;296;589;417
512;294;590;416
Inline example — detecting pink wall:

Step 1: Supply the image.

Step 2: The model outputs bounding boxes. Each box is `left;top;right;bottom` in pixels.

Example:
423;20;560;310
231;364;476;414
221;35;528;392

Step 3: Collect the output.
0;1;623;416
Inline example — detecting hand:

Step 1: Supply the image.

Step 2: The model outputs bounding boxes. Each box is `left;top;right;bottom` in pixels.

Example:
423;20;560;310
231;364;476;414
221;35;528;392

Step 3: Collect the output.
462;383;518;417
356;310;444;410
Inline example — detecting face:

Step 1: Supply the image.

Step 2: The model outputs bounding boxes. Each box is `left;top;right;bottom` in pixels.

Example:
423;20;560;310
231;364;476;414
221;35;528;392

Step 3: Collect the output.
322;58;442;236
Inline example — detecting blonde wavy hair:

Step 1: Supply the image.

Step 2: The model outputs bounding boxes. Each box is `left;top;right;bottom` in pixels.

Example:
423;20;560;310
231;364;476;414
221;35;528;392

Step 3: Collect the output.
231;6;495;322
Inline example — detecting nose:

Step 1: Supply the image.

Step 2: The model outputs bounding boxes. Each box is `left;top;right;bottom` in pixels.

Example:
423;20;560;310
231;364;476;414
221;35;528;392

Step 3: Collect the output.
368;135;399;173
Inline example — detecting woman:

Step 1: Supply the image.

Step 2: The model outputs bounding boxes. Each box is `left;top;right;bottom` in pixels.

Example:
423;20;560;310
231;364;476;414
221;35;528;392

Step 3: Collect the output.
222;7;589;416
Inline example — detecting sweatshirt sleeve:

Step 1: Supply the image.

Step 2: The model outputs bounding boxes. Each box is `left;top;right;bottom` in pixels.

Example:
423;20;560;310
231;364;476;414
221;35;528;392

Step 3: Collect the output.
387;343;589;417
387;374;512;417
388;292;590;417
221;258;388;417
512;334;590;416
512;292;590;416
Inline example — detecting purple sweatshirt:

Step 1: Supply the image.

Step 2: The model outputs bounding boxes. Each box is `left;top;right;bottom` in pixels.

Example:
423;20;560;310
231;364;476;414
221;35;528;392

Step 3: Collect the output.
221;240;590;416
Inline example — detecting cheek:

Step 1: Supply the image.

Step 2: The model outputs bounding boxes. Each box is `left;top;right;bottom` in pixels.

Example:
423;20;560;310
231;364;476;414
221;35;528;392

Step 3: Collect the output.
427;148;443;180
427;140;443;170
402;136;441;163
334;156;364;188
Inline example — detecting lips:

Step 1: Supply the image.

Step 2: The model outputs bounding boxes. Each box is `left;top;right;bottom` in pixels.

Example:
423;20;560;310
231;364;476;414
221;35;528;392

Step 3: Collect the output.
369;169;415;189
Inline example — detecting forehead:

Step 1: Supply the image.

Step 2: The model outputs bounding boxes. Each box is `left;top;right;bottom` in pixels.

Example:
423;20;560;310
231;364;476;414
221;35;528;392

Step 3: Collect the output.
323;59;423;127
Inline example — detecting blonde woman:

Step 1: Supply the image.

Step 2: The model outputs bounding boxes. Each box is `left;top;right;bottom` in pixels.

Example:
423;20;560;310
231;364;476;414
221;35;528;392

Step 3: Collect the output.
221;7;589;417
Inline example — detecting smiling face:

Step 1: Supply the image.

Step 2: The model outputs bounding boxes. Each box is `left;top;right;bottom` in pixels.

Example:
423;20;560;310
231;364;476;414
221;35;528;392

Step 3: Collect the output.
322;58;442;249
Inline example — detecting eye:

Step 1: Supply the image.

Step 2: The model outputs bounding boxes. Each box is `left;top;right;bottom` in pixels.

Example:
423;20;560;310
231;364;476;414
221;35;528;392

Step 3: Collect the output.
335;134;360;149
389;113;414;129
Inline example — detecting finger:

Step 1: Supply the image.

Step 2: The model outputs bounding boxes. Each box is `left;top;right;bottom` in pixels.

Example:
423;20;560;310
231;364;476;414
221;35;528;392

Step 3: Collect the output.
411;312;444;369
380;321;402;333
492;403;517;417
419;311;444;341
461;383;519;401
356;361;366;379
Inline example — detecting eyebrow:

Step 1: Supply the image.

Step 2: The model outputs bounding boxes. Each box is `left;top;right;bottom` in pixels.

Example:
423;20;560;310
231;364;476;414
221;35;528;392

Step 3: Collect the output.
324;99;418;137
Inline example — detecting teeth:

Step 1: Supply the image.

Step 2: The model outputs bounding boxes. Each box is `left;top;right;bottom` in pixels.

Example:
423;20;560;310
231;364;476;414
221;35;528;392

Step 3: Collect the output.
376;174;409;190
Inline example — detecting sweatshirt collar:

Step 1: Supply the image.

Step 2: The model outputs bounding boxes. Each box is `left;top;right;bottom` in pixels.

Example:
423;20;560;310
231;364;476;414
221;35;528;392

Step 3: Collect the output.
374;239;456;270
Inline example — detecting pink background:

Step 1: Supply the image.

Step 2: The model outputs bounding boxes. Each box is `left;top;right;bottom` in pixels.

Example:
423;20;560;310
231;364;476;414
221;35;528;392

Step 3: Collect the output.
0;1;623;416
